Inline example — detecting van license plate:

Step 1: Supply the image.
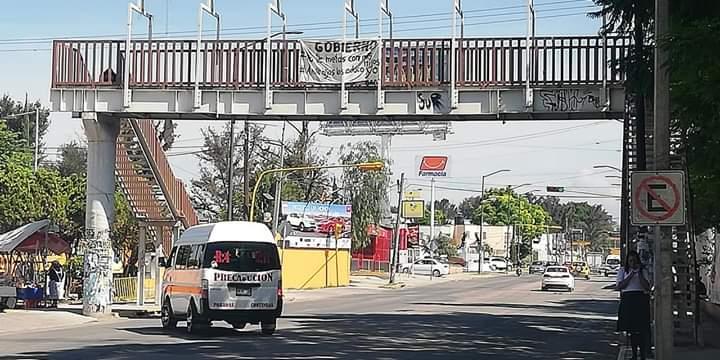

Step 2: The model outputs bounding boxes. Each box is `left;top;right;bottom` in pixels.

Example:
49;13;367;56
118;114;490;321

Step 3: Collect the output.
236;288;252;296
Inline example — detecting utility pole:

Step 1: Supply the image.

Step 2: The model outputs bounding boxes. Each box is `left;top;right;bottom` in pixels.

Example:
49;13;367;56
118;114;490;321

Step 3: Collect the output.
34;108;39;171
271;121;287;234
226;119;236;221
243;120;250;220
429;177;436;252
390;172;405;284
654;0;673;358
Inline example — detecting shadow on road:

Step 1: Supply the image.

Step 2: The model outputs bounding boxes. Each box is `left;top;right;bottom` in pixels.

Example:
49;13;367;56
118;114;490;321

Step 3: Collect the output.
16;299;621;360
410;299;618;317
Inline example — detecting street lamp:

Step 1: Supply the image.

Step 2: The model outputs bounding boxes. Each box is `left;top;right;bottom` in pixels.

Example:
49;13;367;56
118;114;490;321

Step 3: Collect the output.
478;169;511;274
593;165;622;172
249;161;384;221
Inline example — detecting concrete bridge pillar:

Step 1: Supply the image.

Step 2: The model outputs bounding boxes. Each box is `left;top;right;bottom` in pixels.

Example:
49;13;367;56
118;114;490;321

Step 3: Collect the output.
81;113;119;317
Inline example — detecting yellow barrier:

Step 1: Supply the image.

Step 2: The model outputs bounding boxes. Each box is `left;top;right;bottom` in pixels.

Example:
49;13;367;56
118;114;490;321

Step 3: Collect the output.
279;248;350;290
112;277;157;303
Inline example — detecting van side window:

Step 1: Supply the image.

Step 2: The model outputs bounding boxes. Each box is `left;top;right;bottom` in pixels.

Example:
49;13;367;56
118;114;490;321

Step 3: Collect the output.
175;245;192;270
187;245;204;270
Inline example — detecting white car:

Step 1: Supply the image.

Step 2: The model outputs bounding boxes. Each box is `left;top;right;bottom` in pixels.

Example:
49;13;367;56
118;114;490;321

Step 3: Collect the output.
407;258;449;277
541;266;575;292
488;257;512;271
286;214;316;232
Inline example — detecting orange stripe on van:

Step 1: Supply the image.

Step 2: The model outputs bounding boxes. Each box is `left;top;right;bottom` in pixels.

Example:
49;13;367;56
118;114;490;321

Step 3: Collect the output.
166;285;203;296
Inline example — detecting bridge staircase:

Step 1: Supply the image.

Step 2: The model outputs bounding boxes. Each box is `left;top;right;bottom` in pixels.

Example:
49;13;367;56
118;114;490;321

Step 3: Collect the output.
115;118;199;253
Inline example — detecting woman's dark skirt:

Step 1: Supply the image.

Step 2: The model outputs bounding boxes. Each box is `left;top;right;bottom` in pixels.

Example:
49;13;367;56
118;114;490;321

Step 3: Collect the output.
617;291;651;333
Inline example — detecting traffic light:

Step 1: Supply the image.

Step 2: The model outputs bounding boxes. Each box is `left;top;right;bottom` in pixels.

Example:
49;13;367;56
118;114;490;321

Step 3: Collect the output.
334;223;343;240
356;161;384;172
546;186;565;193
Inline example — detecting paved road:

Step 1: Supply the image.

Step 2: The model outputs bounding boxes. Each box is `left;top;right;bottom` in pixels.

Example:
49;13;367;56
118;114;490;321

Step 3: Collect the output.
0;274;621;360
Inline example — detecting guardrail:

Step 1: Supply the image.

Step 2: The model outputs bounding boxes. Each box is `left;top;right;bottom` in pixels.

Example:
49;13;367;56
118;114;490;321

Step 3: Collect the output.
51;36;628;90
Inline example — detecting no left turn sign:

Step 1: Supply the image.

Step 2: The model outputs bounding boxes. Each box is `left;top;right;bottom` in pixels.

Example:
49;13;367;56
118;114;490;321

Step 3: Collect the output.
631;171;686;225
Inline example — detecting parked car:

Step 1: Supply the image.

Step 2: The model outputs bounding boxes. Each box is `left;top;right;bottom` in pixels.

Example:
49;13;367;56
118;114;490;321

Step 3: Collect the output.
529;261;546;274
407;258;450;277
286;214;317;232
541;266;575;292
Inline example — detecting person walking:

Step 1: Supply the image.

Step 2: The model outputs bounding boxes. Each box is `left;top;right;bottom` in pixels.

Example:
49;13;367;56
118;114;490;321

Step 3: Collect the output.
616;250;652;360
47;261;65;308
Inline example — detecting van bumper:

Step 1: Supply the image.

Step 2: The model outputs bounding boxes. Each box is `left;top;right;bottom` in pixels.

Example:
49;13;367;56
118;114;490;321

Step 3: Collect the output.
200;297;283;322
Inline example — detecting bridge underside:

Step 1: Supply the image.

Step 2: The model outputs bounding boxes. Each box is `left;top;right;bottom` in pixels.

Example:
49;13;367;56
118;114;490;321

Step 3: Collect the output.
53;87;624;121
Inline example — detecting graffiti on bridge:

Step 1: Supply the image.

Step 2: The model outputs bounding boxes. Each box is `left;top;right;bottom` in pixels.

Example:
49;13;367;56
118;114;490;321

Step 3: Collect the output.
82;227;113;311
537;89;602;112
416;92;445;113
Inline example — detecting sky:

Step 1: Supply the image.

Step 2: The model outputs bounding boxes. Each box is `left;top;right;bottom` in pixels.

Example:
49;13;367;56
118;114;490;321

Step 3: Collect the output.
0;0;622;219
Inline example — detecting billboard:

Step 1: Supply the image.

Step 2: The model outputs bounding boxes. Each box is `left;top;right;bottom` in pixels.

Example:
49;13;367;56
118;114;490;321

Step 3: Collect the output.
401;200;425;219
416;155;450;177
279;202;353;247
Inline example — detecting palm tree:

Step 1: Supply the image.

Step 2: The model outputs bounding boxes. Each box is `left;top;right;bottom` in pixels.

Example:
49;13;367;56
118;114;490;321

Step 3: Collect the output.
577;205;614;252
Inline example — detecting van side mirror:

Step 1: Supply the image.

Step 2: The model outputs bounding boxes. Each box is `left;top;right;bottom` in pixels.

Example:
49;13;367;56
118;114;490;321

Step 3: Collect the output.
159;258;169;268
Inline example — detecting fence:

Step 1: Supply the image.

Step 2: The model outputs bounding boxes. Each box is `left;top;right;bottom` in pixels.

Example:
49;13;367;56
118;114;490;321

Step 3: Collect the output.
112;277;157;303
52;36;628;90
351;259;390;273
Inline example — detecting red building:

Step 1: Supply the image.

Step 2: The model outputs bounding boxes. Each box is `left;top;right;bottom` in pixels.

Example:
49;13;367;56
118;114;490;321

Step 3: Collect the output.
352;225;411;271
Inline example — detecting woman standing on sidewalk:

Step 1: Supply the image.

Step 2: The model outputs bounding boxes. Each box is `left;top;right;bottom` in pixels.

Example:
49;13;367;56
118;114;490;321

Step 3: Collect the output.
47;261;65;308
616;250;652;360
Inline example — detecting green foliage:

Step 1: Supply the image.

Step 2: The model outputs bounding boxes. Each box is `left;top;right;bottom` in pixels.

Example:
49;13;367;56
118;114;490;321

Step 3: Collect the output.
0;125;85;244
111;192;139;274
434;234;458;257
55;140;87;177
470;188;549;258
339;141;389;250
0;94;50;151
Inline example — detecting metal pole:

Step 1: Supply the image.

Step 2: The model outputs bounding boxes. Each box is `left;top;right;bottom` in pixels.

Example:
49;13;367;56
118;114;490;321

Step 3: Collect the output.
430;177;436;250
243;120;251;220
137;224;146;306
525;0;534;108
34;108;39;171
390;173;404;284
272;121;287;233
478;175;485;274
227;120;235;221
654;0;673;357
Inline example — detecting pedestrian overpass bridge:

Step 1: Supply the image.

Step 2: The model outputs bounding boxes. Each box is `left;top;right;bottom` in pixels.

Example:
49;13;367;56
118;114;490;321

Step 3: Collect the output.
50;36;627;121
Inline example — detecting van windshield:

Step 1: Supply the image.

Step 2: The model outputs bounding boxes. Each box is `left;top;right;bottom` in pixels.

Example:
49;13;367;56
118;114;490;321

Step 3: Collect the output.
607;259;621;266
203;242;280;272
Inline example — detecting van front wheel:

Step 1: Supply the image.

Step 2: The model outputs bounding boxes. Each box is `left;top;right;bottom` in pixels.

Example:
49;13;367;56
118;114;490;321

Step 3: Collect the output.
161;299;177;329
261;319;277;335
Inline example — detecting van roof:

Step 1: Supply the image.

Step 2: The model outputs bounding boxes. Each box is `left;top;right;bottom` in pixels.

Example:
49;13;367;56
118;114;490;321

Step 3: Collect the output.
175;221;275;246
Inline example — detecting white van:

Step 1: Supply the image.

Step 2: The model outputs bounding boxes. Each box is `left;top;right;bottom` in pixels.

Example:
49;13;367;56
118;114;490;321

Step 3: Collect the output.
160;221;282;335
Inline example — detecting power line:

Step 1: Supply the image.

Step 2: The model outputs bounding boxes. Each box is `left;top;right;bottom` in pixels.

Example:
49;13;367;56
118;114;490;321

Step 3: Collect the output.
0;0;591;44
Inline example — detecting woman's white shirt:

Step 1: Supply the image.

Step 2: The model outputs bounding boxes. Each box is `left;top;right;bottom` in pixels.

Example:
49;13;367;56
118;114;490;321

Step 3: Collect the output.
616;267;651;293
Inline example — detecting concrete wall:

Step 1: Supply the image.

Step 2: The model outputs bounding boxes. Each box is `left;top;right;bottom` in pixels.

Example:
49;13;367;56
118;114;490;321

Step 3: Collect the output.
279;248;350;290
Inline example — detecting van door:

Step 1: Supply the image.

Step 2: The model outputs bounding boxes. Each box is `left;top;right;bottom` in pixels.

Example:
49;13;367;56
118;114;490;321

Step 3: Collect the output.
203;242;281;311
170;245;192;314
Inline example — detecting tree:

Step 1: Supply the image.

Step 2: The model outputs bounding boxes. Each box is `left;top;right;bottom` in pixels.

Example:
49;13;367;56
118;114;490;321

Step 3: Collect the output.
470;188;550;259
0;123;85;243
55;140;87;177
417;199;456;226
190;122;266;222
339;141;390;251
459;195;482;219
433;233;458;257
111;192;139;276
153;120;178;151
577;204;614;251
0;94;50;152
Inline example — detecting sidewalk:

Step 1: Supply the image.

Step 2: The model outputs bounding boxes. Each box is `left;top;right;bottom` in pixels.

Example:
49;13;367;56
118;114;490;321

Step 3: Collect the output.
0;308;97;335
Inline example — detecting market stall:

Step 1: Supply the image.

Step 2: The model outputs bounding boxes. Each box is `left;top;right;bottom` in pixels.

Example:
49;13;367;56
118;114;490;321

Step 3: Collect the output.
0;220;69;310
